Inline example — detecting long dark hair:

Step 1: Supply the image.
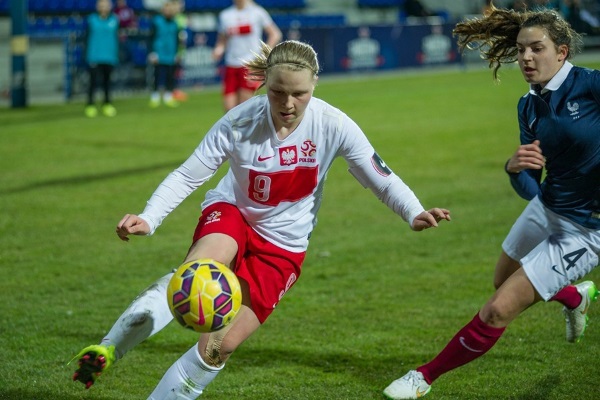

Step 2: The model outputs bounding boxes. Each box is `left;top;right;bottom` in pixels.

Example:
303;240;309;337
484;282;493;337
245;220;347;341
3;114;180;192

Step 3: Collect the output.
453;4;582;79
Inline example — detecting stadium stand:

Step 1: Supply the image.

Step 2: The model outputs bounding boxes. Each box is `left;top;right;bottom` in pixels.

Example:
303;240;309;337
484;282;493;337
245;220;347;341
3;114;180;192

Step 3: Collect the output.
0;0;307;14
2;0;349;37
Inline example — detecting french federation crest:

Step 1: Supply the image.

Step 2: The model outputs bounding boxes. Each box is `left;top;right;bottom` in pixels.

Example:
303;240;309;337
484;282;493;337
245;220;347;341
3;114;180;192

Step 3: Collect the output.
567;101;579;116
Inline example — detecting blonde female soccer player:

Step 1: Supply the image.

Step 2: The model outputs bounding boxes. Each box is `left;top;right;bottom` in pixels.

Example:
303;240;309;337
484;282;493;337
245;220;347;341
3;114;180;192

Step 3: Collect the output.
72;40;451;397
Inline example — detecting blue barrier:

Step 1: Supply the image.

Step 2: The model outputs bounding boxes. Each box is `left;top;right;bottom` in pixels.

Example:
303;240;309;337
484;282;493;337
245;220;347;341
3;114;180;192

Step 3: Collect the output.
25;12;346;35
272;14;345;29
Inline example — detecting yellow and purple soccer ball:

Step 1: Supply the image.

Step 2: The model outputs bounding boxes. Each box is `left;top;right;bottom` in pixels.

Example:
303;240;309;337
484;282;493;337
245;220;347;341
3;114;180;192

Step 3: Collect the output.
167;259;242;333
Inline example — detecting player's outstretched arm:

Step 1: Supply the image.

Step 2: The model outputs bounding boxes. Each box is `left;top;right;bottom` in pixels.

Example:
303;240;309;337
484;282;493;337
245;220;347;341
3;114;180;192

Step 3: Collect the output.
410;208;451;231
116;214;151;241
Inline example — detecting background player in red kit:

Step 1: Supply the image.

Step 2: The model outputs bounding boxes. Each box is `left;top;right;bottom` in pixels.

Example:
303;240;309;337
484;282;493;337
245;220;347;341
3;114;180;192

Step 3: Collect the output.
212;0;282;112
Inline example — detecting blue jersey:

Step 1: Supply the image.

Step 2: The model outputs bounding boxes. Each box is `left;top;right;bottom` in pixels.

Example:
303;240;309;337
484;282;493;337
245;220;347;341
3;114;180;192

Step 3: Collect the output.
151;15;180;65
85;13;119;65
510;62;600;229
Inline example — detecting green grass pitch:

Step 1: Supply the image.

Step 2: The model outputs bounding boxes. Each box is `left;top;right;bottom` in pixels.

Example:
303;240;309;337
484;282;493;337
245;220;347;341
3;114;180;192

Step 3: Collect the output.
1;62;599;400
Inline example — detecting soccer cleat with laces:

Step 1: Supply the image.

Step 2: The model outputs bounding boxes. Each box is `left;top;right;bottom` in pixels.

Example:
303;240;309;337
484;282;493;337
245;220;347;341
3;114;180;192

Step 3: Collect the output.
383;370;431;399
70;344;116;389
564;281;599;343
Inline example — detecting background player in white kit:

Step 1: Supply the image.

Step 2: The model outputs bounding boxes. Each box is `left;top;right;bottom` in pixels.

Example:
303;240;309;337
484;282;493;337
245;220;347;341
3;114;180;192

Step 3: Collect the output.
71;40;451;398
212;0;282;112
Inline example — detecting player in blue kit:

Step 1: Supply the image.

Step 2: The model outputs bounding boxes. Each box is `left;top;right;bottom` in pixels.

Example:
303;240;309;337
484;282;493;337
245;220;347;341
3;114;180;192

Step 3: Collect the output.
148;0;181;108
384;5;600;399
84;0;119;117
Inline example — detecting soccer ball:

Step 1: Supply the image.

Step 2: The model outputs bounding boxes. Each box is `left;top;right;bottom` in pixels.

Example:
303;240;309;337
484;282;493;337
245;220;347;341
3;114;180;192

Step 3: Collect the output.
167;259;242;333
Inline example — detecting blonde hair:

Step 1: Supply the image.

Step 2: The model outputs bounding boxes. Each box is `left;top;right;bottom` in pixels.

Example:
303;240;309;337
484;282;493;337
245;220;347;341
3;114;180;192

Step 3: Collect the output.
244;40;319;87
453;4;582;80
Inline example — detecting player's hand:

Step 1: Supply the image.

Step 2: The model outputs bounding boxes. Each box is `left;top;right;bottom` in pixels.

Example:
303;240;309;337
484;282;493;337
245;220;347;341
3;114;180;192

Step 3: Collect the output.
212;46;224;61
116;214;150;242
410;208;451;231
505;139;545;173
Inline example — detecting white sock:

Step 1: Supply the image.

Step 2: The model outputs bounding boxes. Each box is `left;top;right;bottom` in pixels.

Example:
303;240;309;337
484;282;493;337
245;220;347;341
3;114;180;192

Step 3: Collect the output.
163;91;173;102
151;92;160;102
100;272;174;359
147;344;224;400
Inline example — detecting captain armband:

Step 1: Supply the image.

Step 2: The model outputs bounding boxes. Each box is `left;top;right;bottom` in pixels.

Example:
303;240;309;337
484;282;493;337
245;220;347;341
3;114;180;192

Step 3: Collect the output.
348;152;393;188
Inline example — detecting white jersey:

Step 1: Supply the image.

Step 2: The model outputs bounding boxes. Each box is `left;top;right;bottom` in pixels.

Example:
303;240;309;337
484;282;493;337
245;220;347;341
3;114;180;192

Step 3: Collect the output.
139;95;425;252
217;3;274;67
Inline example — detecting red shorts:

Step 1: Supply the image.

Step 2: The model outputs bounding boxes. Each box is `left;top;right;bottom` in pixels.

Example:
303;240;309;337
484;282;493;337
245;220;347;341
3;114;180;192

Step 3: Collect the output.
222;66;261;95
193;202;306;323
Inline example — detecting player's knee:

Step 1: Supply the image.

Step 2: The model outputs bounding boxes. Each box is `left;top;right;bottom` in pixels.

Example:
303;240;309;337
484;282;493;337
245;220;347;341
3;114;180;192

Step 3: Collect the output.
480;301;510;326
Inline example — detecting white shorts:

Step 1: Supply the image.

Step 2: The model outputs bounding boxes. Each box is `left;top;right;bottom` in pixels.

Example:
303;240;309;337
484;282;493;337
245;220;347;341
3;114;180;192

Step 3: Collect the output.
502;196;600;301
